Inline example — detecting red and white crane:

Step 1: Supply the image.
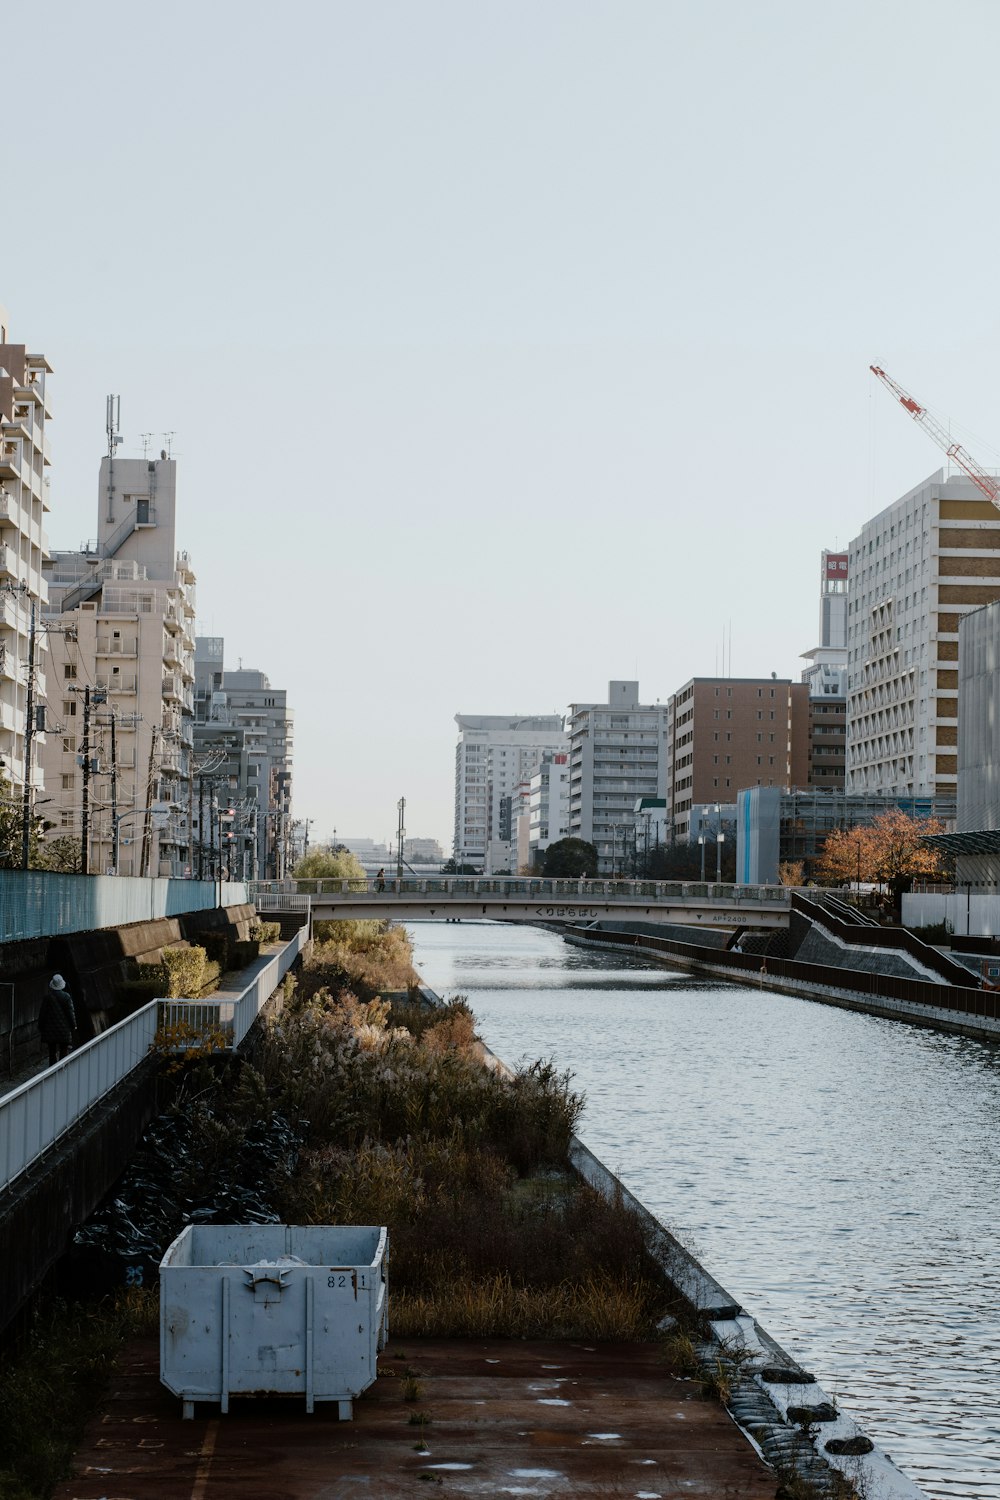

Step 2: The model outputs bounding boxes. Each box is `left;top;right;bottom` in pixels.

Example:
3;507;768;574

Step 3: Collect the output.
869;363;1000;513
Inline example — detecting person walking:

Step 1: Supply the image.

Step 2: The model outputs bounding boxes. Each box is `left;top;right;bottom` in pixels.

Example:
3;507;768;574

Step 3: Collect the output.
375;868;386;893
38;973;76;1067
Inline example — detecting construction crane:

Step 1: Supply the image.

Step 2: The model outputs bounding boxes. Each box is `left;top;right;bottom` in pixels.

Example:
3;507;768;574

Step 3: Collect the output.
870;364;1000;513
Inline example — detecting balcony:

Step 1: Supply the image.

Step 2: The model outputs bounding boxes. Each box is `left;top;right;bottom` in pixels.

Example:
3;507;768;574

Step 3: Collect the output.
95;673;137;694
162;674;183;703
0;441;21;480
96;636;138;656
0;543;18;579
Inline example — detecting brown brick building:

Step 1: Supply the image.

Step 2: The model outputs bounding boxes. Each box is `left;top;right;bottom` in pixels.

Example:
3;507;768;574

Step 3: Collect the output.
665;677;810;842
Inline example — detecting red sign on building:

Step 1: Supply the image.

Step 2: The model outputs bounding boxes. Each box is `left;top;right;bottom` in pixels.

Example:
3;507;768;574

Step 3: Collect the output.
825;553;849;580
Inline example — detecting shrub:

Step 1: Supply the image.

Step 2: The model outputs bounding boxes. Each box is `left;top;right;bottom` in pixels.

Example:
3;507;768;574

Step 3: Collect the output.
170;945;223;998
249;919;281;945
199;931;232;970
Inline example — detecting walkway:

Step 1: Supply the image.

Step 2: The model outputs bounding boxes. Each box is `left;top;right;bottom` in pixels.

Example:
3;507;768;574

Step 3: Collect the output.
55;1335;777;1499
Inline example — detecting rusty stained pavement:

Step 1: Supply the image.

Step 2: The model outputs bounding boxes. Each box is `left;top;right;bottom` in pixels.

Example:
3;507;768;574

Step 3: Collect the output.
55;1336;779;1500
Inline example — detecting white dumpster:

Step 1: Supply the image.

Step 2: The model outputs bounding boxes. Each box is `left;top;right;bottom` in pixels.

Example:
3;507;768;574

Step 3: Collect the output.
159;1223;388;1419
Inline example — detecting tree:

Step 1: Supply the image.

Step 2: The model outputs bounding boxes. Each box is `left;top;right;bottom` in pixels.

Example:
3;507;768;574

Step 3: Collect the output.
778;860;805;888
0;776;42;869
34;835;83;874
814;811;948;907
542;838;598;877
292;848;367;883
441;858;479;875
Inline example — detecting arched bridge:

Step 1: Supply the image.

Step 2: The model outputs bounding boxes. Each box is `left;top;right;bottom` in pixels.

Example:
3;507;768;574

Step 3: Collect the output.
250;876;793;929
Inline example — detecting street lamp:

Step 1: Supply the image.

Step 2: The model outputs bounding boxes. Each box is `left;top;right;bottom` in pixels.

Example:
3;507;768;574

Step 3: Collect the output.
698;834;707;882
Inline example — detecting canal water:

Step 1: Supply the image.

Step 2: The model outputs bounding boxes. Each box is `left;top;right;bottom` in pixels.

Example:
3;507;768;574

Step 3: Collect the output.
410;919;1000;1500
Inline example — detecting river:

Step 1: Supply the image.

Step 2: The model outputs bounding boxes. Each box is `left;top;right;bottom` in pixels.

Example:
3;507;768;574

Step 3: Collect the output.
409;919;1000;1500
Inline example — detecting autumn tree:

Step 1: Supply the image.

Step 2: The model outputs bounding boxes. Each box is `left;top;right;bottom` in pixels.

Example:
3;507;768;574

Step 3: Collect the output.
815;811;948;905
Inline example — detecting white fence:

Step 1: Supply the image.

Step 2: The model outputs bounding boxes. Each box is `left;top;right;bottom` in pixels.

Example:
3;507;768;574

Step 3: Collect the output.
0;1003;159;1191
0;926;306;1194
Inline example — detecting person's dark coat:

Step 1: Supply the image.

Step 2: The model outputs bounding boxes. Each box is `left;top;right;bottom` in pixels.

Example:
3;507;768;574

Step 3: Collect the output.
38;981;75;1048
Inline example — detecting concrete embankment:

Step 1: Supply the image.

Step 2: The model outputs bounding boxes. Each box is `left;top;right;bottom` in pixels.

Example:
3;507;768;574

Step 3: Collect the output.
563;920;1000;1045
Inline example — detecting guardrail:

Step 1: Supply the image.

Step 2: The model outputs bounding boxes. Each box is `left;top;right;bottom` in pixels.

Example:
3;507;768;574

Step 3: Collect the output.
0;1003;159;1192
0;927;306;1195
250;877;793;904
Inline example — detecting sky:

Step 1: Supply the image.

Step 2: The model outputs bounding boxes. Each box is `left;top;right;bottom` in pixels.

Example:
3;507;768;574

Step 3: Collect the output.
5;0;1000;851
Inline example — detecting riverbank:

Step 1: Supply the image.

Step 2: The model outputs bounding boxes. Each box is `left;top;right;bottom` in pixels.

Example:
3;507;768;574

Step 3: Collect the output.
562;920;1000;1045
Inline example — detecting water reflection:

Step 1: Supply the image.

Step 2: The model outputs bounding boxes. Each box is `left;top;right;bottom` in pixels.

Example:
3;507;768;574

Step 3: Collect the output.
410;919;1000;1500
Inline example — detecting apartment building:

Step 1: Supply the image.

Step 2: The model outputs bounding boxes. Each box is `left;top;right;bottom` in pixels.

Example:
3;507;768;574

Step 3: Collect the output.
526;751;569;870
40;452;196;875
453;713;566;870
0;307;51;825
665;677;810;843
219;665;294;879
846;469;1000;800
567;682;669;872
195;645;297;881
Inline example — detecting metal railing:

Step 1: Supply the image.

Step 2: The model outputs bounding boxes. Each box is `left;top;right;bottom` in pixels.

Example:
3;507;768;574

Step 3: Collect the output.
251;876;792;905
0;926;306;1193
0;1002;159;1191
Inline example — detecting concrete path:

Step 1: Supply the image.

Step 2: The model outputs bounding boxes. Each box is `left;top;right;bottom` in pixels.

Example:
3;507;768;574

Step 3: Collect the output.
55;1335;777;1498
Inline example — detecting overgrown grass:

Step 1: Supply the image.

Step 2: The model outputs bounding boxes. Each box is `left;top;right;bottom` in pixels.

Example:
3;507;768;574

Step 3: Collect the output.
259;943;678;1340
303;921;419;1000
0;1289;157;1500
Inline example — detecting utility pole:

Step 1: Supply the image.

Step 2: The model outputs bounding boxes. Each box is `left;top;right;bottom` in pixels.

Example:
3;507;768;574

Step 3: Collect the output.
396;797;406;882
139;727;158;878
200;774;208;876
109;709;119;875
80;686;92;876
19;598;36;870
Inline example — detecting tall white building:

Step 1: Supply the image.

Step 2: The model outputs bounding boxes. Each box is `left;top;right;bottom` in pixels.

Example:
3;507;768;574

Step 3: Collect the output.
0;307;52;830
846;469;1000;800
568;681;669;872
801;547;848;698
40;446;197;875
453;713;566;870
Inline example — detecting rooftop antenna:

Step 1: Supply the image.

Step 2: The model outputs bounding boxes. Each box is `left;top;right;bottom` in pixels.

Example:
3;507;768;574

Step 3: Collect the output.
106;395;121;459
162;432;175;459
105;395;122;522
140;433;153;460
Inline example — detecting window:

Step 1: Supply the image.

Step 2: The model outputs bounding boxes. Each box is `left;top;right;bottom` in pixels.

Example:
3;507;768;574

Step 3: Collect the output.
61;773;75;791
63;700;76;717
62;735;76;752
64;663;77;680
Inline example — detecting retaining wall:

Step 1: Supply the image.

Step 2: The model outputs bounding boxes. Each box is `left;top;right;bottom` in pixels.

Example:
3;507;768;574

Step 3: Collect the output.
1;905;256;1076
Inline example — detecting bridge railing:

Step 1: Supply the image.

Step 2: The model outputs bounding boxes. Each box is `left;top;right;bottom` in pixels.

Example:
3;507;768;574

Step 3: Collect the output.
250;877;792;904
0;928;307;1195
